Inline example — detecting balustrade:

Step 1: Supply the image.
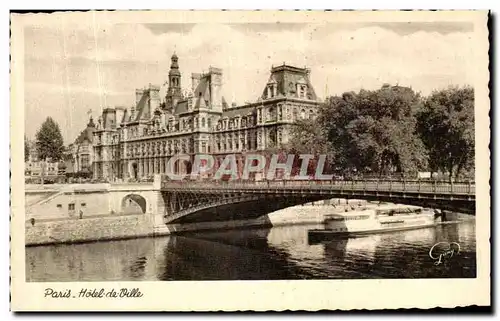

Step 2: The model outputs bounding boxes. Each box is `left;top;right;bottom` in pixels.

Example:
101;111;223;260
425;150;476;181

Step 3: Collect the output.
160;177;475;195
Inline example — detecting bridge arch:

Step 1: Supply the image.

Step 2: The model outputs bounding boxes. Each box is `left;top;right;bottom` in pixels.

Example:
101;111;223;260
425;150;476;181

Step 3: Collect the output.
121;194;147;214
160;179;475;224
164;192;474;225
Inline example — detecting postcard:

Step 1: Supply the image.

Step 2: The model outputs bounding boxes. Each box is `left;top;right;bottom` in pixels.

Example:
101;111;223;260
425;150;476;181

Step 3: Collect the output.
10;10;490;311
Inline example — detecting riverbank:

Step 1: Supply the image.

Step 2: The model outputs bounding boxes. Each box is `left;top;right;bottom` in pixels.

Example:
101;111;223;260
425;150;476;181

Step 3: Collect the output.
25;213;155;246
25;200;473;246
25;203;349;246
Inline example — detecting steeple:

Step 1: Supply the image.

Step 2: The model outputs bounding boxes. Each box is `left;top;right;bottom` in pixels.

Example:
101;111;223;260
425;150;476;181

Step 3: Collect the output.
170;52;179;70
87;116;95;128
165;52;183;110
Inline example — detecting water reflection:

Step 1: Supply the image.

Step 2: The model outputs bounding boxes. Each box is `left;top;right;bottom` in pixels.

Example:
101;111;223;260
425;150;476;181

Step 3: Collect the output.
26;221;476;282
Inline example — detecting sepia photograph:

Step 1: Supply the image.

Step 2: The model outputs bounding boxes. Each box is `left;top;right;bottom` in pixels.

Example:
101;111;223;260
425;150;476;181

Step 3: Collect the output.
10;9;490;311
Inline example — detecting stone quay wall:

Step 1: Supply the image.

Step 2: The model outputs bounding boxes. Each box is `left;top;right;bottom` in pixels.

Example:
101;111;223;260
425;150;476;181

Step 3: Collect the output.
25;213;155;246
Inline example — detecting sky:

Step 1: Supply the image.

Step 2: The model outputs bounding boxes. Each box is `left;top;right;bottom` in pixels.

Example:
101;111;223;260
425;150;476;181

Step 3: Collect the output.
23;19;476;144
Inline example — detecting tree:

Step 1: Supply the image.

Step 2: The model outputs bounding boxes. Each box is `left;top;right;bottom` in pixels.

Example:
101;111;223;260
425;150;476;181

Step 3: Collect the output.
416;86;474;182
35;117;65;162
285;118;335;177
317;85;428;178
24;136;30;162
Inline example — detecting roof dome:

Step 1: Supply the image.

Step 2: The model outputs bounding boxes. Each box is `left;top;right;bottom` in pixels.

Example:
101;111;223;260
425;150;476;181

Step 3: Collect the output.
170;52;179;70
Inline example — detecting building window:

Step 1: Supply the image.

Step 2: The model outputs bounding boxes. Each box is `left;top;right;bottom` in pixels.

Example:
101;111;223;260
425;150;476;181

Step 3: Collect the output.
81;203;86;207
269;130;276;144
300;109;306;119
207;118;212;129
81;155;89;168
56;204;62;209
68;203;75;211
201;118;206;127
268;107;275;122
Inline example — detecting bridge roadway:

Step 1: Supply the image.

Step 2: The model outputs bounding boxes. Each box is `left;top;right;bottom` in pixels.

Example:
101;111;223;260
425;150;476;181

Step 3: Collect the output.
159;179;476;224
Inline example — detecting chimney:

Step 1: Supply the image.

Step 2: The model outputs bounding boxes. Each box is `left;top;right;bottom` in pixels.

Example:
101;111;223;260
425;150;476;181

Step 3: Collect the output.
149;84;160;110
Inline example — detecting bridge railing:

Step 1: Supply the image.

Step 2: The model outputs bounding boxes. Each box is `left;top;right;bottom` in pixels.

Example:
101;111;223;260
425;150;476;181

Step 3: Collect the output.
161;178;475;195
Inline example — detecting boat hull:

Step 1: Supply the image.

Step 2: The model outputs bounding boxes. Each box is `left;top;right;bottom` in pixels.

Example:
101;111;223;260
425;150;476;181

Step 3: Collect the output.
308;222;438;243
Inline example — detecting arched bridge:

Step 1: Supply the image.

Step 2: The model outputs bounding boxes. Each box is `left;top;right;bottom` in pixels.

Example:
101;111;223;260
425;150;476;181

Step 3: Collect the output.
160;179;475;224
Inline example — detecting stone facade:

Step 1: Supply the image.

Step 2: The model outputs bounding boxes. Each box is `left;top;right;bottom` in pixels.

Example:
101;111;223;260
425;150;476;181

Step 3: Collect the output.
68;117;96;174
93;54;321;181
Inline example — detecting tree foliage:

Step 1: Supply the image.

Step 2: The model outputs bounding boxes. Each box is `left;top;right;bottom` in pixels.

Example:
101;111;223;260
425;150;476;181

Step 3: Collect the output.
416;86;474;181
283;118;336;176
286;118;332;155
24;136;30;162
286;83;475;181
35;117;65;162
317;85;428;177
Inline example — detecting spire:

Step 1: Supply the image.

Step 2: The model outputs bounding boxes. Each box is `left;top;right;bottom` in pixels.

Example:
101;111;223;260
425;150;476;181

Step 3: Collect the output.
324;76;329;99
87;116;95;128
170;52;179;70
165;52;183;108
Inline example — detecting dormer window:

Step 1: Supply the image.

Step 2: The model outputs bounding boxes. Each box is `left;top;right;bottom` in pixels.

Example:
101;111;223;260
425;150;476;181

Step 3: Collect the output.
296;83;308;98
266;81;277;99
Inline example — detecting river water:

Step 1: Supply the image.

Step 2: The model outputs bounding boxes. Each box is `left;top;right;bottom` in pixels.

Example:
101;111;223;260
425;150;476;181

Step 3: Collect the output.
26;220;476;281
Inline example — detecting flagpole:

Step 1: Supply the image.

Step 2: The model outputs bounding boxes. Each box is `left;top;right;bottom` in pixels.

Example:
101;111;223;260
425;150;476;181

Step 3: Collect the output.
324;76;329;100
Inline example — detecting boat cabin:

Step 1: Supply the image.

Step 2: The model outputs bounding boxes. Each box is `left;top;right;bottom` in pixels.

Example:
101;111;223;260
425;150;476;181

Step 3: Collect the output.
376;207;423;216
327;214;371;221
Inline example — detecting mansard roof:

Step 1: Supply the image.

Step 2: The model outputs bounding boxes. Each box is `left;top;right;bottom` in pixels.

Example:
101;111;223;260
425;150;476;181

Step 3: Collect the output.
223;107;255;120
74;125;95;144
192;75;211;109
261;64;318;100
121;109;128;123
174;100;189;114
133;91;150;121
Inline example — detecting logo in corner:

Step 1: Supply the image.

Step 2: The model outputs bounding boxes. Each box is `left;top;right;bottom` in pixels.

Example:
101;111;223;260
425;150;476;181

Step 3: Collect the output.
429;242;461;265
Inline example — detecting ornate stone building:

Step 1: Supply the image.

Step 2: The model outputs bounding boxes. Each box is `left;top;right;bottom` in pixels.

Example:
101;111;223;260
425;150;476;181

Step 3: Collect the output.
69;117;96;174
93;54;320;181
